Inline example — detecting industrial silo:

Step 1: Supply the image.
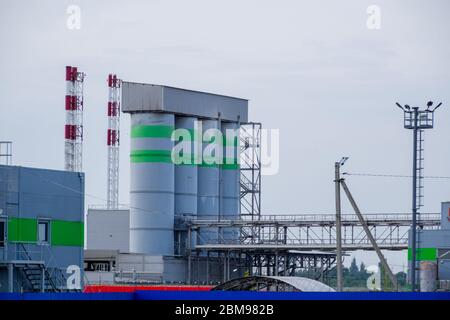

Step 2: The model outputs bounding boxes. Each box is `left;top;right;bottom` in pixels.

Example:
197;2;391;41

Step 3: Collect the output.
419;261;437;292
129;113;175;255
121;82;248;254
221;121;240;243
197;119;220;244
174;116;198;251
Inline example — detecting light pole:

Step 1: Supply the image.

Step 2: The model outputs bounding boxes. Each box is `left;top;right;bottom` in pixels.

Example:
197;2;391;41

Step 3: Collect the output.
396;101;442;291
334;156;348;292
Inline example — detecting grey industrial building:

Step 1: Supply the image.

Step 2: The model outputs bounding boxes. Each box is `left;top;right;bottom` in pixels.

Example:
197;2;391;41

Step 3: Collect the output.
0;165;84;292
408;202;450;289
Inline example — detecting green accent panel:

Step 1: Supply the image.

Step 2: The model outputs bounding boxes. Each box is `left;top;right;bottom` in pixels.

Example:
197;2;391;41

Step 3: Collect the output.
130;150;173;163
408;247;437;261
8;218;37;243
131;125;174;138
51;220;84;247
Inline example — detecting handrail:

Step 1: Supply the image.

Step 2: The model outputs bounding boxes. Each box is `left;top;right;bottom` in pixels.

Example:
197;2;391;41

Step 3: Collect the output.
187;213;441;223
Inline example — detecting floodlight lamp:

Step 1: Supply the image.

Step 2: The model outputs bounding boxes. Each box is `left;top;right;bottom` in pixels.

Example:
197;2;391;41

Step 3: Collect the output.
339;157;349;167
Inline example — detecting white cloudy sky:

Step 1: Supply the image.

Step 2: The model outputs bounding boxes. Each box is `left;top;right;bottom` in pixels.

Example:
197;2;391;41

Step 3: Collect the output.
1;0;449;271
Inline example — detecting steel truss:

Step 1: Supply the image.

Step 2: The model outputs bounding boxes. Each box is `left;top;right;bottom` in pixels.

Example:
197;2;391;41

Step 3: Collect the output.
189;213;440;250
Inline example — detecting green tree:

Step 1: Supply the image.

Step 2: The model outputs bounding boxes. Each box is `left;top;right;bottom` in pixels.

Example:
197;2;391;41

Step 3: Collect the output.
349;257;359;274
360;262;366;273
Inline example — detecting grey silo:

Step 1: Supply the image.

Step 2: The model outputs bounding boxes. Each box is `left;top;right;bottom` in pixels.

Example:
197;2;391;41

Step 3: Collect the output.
121;82;249;253
221;121;240;243
197;119;220;244
174;116;198;250
129;113;175;255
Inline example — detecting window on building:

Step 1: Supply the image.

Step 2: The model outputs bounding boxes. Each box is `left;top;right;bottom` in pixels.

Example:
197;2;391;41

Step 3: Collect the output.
0;220;5;247
38;220;49;244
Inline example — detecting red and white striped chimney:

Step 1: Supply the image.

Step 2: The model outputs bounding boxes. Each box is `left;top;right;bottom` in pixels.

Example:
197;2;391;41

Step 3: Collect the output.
107;73;121;209
64;65;84;172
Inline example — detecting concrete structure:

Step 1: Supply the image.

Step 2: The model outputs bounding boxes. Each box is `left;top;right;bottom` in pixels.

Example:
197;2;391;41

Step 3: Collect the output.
0;165;84;292
86;208;130;252
408;202;450;290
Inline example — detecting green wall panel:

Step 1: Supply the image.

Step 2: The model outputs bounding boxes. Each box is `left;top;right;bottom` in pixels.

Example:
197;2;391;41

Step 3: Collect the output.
51;220;84;247
407;247;437;261
8;218;37;243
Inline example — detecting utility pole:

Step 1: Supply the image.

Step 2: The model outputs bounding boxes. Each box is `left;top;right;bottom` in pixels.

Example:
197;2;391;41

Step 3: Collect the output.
334;157;347;292
340;179;398;291
396;101;442;291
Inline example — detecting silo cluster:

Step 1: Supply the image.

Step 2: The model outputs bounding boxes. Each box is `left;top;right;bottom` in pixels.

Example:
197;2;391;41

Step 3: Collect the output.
123;83;248;256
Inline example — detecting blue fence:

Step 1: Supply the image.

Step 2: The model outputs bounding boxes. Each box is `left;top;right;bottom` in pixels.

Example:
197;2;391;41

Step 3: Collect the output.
0;291;450;300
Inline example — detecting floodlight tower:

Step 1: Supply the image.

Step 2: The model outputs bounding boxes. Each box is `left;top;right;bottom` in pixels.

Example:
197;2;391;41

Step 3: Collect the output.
396;100;442;291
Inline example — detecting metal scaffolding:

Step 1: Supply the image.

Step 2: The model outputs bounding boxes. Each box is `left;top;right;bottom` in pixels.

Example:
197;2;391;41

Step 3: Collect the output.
239;122;262;244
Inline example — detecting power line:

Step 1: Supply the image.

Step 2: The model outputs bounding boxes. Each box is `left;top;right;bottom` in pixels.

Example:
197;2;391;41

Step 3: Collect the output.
343;172;450;179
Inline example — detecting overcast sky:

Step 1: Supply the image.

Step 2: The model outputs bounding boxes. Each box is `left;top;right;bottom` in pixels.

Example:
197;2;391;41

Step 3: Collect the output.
1;0;449;271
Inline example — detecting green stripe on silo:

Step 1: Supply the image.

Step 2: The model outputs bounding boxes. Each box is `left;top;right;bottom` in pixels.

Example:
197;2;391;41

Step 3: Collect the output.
7;218;37;243
51;220;84;247
407;247;437;261
223;135;238;147
131;125;174;138
222;157;239;170
130;149;239;167
130;150;173;163
222;163;240;170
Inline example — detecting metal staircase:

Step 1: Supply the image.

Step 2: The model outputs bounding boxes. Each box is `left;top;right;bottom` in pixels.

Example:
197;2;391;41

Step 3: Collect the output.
16;243;74;292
